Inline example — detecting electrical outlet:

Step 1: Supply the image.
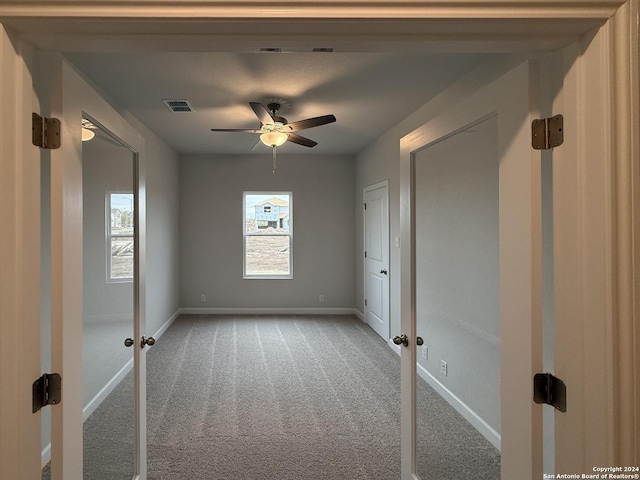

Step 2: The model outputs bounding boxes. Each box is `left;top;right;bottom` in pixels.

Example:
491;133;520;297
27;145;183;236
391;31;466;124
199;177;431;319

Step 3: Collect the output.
200;294;206;303
440;360;448;377
319;294;325;303
422;346;428;360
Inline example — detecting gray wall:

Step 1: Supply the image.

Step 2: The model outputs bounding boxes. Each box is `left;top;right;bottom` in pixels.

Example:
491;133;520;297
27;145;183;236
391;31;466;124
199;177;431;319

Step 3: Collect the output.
355;55;522;339
179;154;355;310
139;121;181;335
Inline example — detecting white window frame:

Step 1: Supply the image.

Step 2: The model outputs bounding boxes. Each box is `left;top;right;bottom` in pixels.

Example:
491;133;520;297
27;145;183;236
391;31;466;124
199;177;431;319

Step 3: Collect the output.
106;191;134;283
243;191;293;279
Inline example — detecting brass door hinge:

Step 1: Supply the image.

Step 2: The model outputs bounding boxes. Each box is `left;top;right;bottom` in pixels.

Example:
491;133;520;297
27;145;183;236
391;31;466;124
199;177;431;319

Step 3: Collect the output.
32;113;61;149
32;373;61;413
531;114;563;150
533;372;566;412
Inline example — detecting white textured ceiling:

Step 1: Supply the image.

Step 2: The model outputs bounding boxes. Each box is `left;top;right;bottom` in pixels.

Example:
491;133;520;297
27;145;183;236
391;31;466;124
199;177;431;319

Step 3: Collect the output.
66;51;501;155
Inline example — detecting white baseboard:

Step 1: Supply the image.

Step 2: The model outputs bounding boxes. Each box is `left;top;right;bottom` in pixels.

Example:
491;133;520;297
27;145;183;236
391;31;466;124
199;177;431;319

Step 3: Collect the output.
353;309;364;321
83;358;134;422
389;339;402;354
42;359;136;466
41;443;51;469
387;341;501;450
152;308;181;339
416;362;501;450
81;308;182;422
178;307;360;316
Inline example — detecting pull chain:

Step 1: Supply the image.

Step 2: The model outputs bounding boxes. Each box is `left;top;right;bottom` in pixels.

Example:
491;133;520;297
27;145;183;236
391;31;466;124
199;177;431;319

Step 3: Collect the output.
272;146;277;174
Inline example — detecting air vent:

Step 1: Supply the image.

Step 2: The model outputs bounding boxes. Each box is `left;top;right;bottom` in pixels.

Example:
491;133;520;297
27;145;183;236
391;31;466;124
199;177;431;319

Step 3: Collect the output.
163;99;194;113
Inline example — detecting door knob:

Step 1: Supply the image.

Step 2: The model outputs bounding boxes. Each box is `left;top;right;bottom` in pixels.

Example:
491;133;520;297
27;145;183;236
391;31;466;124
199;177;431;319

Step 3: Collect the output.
393;334;408;347
380;269;388;275
141;336;155;348
417;336;424;346
124;338;134;347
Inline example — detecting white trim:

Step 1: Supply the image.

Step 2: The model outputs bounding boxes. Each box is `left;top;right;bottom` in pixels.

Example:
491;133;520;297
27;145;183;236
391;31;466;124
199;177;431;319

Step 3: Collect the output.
151;308;181;339
415;360;501;450
178;307;359;316
364;180;389;192
0;1;624;19
106;190;135;283
353;309;364;321
83;359;134;422
41;444;51;470
386;298;501;451
243;191;293;280
81;311;183;424
0;27;42;480
610;0;639;460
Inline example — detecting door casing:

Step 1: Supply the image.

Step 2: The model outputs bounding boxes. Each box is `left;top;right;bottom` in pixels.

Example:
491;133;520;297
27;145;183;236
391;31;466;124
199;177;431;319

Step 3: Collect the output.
0;26;42;480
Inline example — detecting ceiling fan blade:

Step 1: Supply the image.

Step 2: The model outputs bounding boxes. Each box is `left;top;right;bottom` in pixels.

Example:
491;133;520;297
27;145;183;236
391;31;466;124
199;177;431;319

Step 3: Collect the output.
285;114;336;132
287;133;317;148
211;128;262;133
249;102;275;125
250;138;263;151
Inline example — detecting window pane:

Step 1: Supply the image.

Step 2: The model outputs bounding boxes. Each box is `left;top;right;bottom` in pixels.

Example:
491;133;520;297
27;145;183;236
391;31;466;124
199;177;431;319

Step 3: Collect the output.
245;194;290;234
110;193;134;235
245;236;290;276
110;236;134;279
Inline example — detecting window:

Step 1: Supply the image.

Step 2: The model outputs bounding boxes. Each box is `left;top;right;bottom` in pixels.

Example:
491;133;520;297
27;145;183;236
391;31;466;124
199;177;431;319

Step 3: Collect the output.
243;192;293;278
107;192;134;282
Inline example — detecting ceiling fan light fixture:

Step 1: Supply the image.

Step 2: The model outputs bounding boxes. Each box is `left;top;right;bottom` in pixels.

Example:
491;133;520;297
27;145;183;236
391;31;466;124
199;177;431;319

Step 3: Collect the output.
82;127;95;142
260;131;287;147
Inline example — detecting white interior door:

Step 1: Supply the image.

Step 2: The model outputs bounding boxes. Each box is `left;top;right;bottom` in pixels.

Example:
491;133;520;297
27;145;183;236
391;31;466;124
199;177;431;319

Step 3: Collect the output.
400;60;544;479
47;57;147;479
364;182;390;340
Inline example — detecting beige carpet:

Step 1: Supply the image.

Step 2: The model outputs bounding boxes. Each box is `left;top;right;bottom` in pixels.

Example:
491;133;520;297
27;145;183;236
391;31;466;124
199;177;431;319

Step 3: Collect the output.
67;314;500;479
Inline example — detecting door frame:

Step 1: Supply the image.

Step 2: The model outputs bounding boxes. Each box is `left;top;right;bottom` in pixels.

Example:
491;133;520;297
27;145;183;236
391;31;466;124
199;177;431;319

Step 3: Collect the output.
363;180;390;341
0;26;42;480
549;11;639;469
0;0;637;476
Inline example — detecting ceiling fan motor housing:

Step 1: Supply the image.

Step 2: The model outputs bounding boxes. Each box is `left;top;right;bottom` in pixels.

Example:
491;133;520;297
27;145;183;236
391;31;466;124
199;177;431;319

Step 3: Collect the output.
267;103;288;124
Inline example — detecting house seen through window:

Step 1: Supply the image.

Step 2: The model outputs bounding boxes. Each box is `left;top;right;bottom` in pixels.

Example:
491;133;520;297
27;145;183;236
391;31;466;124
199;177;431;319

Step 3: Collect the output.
108;192;134;282
243;192;292;278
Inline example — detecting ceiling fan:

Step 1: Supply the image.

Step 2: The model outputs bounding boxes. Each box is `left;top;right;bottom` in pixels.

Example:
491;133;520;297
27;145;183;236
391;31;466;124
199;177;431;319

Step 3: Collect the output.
211;102;336;149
